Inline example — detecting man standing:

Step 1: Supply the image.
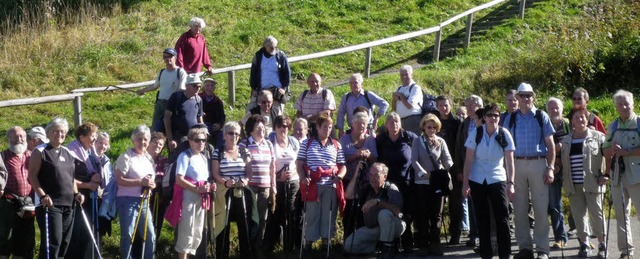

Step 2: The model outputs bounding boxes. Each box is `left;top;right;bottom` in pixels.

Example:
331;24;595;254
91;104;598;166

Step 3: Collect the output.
545;98;569;250
175;17;214;74
344;163;405;258
500;89;519;125
26;126;48;151
571;87;607;133
0;126;35;259
294;73;336;131
502;83;556;259
249;36;291;115
602;89;640;259
164;74;204;151
392;65;423;135
137;48;187;132
200;78;226;149
336;73;389;138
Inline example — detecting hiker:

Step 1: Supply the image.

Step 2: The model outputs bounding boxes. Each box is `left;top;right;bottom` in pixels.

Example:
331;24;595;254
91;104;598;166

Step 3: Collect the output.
571;87;607;133
114;125;156;259
0;126;35;259
502;83;556;259
411;113;453;256
545;97;569;250
336;73;389;138
200;78;226;149
240;91;282;137
343;162;405;258
175;17;213;74
602;89;640;259
26;126;48;151
392;65;423;135
94;131;114;238
293;118;309;143
294;73;336;131
560;108;607;258
136;47;187;132
500;89;519;125
164;74;204;152
147;132;168;239
248;36;291;115
297;114;346;256
462;104;516;259
29;118;85;259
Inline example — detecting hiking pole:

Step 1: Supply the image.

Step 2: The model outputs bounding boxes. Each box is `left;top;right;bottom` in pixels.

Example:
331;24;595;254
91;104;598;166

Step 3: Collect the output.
222;187;232;255
126;189;148;257
45;206;50;259
326;183;336;259
141;193;151;259
240;186;253;257
152;191;160;257
93;191;101;251
349;160;366;253
77;200;104;259
300;183;310;259
605;186;612;259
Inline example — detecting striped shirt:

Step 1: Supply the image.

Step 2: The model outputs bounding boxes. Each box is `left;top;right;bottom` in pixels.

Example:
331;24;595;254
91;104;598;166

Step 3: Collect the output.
294;88;337;118
239;137;275;187
212;147;249;179
570;138;585;184
297;138;346;186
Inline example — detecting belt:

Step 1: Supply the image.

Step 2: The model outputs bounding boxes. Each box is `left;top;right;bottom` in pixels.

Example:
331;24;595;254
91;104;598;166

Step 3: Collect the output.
401;114;422;119
515;156;544;160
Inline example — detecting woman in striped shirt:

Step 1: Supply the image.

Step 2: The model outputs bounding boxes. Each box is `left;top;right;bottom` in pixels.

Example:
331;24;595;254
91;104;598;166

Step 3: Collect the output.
560;108;607;258
212;121;253;258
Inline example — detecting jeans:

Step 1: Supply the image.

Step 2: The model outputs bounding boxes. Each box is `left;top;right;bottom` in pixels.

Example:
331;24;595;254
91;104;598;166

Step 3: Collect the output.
548;180;567;243
117;196;155;259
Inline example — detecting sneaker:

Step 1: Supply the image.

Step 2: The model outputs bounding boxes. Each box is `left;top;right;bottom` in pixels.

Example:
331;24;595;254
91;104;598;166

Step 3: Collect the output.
552;240;565;249
514;249;534;259
597;243;607;259
578;243;592;258
466;238;479;247
536;252;549;259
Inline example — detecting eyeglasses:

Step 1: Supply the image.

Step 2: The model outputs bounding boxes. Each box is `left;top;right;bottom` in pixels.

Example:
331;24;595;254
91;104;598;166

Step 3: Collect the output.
192;138;207;143
572;97;583;101
227;132;240;136
278;124;290;129
518;94;533;99
190;84;202;88
485;114;500;119
425;126;437;129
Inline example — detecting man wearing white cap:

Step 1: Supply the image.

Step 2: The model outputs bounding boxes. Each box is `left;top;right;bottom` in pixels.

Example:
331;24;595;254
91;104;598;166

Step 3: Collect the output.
26;126;48;151
164;73;204;151
502;82;556;259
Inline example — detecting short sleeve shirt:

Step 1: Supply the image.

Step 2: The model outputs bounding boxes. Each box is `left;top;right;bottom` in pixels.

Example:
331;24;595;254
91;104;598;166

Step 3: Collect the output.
294;88;337;118
115;148;155;197
339;135;378;180
465;125;515;184
239;137;275;187
297;138;346;185
176;150;209;182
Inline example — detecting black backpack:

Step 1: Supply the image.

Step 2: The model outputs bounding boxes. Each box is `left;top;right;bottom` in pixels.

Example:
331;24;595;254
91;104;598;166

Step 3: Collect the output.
301;89;327;101
475;126;509;150
507;109;544;146
396;84;437;116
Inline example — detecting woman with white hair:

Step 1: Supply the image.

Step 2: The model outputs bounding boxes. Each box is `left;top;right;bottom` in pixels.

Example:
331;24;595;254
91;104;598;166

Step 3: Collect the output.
29;117;85;259
115;125;156;258
175;17;213;74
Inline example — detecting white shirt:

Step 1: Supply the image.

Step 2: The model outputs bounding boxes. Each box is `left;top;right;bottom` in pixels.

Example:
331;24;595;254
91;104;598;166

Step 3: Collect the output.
395;83;423;118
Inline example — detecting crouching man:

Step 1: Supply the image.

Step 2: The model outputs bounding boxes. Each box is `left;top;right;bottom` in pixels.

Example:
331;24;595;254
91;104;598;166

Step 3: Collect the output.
344;162;405;258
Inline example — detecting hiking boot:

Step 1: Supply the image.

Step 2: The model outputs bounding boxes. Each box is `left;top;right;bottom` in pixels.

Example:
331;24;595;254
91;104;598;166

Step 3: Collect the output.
597;243;607;259
466;237;479;247
320;244;330;259
514;249;534;259
378;242;398;259
428;243;444;256
449;236;461;245
578;242;592;258
552;240;565;249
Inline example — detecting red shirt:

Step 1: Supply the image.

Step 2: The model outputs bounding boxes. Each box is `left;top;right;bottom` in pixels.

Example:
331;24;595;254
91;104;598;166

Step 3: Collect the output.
175;31;212;73
1;149;31;197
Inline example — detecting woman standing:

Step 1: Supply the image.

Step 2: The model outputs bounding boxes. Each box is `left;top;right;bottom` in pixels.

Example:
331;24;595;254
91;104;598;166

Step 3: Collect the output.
339;112;377;241
561;109;607;258
212;122;254;259
115;125;156;259
147;132;168;238
296;114;346;255
29;118;84;259
239;114;276;255
462;104;516;259
265;115;301;252
172;127;213;258
411;113;453;256
95;131;115;238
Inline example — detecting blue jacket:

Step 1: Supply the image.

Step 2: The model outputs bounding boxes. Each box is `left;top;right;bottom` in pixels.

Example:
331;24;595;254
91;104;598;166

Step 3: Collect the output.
249;48;291;91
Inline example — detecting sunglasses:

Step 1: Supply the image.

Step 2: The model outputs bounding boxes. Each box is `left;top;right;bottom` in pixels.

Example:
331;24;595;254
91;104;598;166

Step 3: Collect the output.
278;124;290;129
572;97;583;101
261;101;273;104
485;114;500;118
192;138;207;143
227;132;240;136
518;94;533;99
425;126;437;129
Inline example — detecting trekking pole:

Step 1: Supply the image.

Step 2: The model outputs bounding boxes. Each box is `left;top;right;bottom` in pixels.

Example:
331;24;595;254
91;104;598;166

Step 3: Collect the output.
283;180;289;252
152;191;160;257
349;160;366;253
240;186;253;257
93;191;101;250
300;183;310;259
45;206;50;259
77;200;104;259
605;187;612;259
141;193;151;259
326;183;336;259
221;182;233;254
126;189;148;257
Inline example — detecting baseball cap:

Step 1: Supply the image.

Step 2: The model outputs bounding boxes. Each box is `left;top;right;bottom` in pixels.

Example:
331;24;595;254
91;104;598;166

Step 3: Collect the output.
28;126;49;144
163;48;177;57
203;78;217;84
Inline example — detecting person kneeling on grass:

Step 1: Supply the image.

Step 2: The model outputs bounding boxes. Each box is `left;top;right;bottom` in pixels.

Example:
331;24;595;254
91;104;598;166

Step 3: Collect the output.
343;162;405;259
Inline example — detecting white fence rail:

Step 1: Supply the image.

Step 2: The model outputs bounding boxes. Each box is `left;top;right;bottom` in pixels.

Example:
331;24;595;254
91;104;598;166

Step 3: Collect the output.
0;93;84;127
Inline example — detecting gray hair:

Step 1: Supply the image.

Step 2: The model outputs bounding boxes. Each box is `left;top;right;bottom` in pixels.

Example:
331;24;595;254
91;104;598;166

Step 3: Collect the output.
573;87;590;101
294;118;308;129
45;117;69;135
263;35;278;48
97;131;110;142
351;73;364;84
400;65;413;74
188;127;209;140
6;126;24;139
223;121;241;135
352;112;369;125
131;125;151;142
370;162;389;175
613;89;634;106
259;90;273;101
546;97;564;112
464;95;484;108
386;112;401;122
189;17;206;28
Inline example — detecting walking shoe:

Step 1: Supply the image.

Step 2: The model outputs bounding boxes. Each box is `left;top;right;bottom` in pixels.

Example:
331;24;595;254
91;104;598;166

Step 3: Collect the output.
466;238;479;247
578;242;592;258
552;240;565;249
536;252;549;259
597;243;607;259
567;228;577;237
514;249;534;259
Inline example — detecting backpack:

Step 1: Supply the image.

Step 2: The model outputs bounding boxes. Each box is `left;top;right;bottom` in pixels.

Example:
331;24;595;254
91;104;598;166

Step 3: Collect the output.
346;90;374;116
606;117;640;142
475;126;509;150
508;109;544;146
395;84;437;116
301;89;327;101
162;144;213;200
156;67;185;101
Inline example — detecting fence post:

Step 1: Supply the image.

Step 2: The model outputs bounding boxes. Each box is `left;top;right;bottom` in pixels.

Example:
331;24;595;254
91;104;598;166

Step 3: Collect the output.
519;0;526;19
73;95;82;128
228;70;236;105
464;13;474;49
364;47;372;78
433;28;442;62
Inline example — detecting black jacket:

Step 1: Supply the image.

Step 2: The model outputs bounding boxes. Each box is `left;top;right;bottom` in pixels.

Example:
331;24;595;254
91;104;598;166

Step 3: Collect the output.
249;47;291;91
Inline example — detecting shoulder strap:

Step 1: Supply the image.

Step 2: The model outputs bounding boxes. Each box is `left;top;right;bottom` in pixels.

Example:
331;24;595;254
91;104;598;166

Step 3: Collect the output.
363;90;372;108
423;136;440;169
534;109;544;128
497;127;509;149
562;118;571;134
322;89;327;100
301;90;310;101
508;112;517;129
475;126;483;146
158;68;165;80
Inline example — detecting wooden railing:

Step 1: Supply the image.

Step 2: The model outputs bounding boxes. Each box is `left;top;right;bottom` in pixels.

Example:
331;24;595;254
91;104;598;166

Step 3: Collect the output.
0;93;84;128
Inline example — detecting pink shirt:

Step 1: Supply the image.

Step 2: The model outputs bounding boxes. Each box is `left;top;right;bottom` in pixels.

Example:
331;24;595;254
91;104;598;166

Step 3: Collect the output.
175;31;212;73
115;148;155;197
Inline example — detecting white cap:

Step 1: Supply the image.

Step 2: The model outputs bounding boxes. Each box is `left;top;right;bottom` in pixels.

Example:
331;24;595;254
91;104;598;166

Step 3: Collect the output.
517;82;534;94
186;74;203;86
28;126;49;144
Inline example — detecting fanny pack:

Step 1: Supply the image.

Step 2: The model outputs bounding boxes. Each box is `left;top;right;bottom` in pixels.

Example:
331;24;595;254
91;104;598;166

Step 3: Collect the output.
4;193;36;218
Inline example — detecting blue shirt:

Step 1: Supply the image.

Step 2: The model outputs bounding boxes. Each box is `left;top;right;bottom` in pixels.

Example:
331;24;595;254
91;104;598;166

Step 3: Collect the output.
502;107;555;157
465;125;515;184
260;54;282;88
176;151;209;182
297;138;346;186
336;90;389;129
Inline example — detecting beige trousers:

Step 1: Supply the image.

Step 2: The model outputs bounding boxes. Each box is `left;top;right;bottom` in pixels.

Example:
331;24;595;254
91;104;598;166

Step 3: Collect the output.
513;159;550;254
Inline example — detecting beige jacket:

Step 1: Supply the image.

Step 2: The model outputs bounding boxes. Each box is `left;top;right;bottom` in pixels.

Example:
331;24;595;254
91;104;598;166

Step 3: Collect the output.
560;129;606;195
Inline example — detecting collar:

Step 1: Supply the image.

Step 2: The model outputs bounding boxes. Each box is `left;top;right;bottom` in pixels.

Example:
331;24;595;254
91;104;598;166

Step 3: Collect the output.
517;106;538;116
248;136;266;146
349;89;365;97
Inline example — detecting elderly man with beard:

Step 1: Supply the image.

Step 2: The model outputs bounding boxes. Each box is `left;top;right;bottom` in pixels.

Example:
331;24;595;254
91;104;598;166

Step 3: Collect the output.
0;126;35;259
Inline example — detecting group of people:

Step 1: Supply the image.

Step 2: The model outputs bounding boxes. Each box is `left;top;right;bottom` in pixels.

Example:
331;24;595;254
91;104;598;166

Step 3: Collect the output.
2;16;640;259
